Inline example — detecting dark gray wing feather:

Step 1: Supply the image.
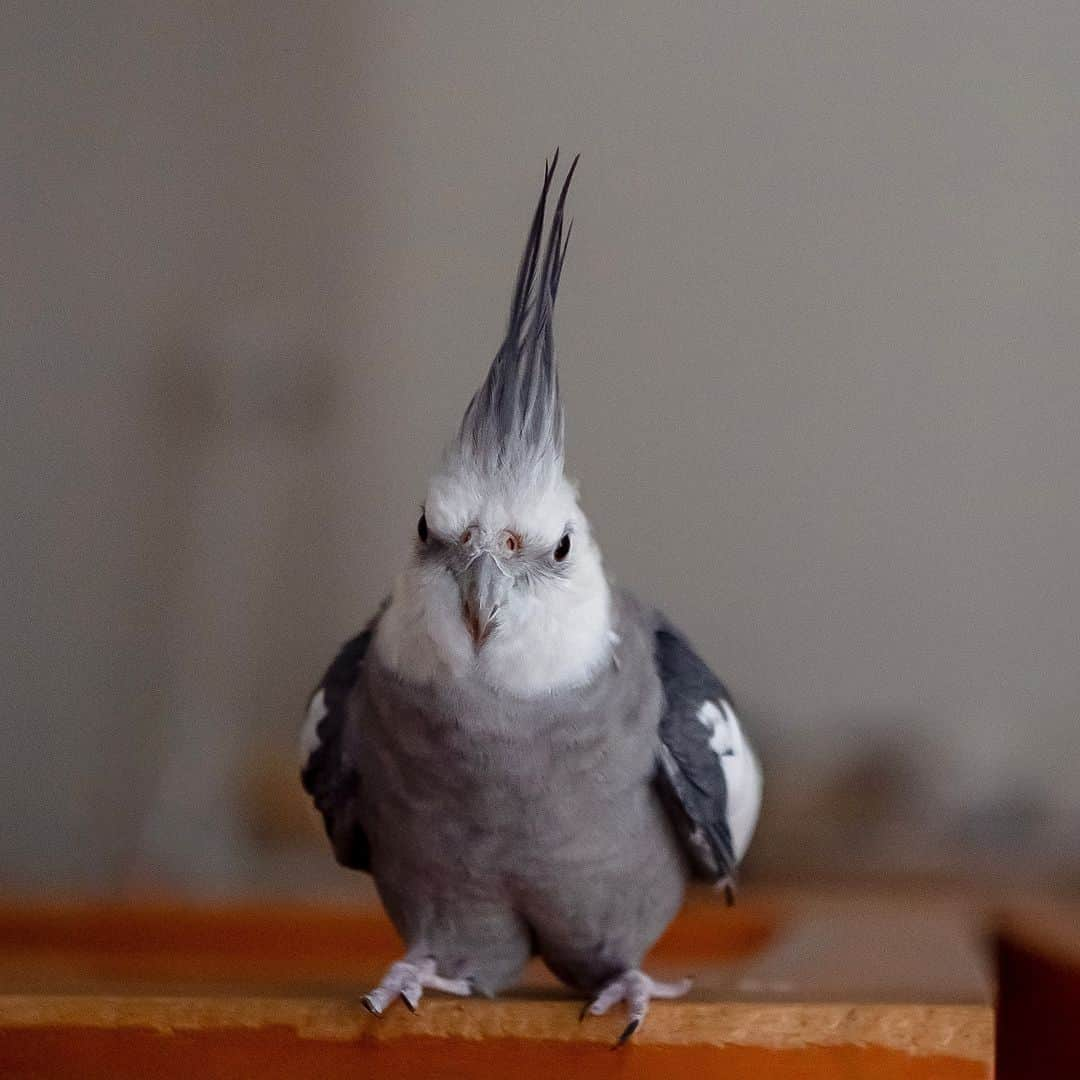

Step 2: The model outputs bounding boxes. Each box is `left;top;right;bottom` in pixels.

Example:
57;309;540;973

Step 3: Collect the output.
300;617;378;872
653;617;738;888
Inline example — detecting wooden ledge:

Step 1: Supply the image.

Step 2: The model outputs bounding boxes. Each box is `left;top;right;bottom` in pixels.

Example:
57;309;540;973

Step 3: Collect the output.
0;892;994;1079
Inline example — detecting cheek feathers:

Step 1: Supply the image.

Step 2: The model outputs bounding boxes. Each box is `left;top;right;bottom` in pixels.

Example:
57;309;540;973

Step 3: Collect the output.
378;529;612;697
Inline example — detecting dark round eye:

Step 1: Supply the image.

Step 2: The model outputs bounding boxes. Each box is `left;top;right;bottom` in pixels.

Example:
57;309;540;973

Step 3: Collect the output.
417;512;428;542
554;533;571;561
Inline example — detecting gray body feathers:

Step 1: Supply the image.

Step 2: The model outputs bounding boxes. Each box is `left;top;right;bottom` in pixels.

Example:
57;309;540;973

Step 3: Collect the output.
303;591;754;993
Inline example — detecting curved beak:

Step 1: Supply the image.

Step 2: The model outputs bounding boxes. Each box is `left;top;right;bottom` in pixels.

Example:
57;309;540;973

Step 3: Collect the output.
458;551;509;647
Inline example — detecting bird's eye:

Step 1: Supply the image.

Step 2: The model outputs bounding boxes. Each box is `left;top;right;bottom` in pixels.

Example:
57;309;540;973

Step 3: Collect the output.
554;534;571;561
417;513;428;542
504;533;519;553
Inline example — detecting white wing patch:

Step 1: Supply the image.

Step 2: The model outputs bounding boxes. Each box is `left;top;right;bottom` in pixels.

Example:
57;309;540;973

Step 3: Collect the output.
299;687;328;767
696;697;763;864
696;700;735;758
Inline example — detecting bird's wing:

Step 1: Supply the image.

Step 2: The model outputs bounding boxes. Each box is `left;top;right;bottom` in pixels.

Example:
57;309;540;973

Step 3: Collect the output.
299;614;381;872
652;616;763;891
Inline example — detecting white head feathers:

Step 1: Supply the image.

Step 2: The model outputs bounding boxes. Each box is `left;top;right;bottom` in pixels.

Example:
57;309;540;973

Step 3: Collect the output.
376;153;614;698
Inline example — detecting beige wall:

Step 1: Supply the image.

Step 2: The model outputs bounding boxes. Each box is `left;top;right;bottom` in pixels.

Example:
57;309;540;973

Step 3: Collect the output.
5;2;1079;889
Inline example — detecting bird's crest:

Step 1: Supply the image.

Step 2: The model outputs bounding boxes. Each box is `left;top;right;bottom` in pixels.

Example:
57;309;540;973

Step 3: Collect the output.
453;151;579;488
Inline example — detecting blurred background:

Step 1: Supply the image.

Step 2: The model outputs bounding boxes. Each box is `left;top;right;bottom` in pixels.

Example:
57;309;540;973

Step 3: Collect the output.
4;1;1079;897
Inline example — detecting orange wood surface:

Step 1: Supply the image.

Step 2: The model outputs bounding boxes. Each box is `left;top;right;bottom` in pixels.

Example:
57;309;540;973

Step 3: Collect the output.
0;893;994;1079
0;895;773;985
0;1028;990;1080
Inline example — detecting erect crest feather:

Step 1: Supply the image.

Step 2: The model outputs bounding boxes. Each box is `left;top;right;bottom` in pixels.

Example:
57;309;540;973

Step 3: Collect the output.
454;150;579;484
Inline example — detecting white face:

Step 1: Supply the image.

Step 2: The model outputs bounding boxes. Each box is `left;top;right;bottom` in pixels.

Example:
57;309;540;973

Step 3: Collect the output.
374;465;614;698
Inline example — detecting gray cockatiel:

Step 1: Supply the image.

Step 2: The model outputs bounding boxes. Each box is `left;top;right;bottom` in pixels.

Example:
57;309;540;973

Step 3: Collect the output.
300;153;763;1043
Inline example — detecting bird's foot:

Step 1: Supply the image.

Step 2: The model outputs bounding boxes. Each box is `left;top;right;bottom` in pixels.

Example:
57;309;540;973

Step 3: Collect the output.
361;957;472;1016
580;969;693;1046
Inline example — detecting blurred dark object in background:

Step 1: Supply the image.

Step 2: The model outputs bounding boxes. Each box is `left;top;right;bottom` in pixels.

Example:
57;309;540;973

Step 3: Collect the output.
996;907;1080;1080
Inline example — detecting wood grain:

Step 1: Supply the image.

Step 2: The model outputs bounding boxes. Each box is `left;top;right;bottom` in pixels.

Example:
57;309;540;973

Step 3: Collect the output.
0;892;994;1078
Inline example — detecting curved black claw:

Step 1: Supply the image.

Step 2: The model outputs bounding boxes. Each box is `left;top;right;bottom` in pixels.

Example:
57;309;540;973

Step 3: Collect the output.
361;995;381;1017
614;1018;639;1047
400;991;418;1014
579;999;594;1022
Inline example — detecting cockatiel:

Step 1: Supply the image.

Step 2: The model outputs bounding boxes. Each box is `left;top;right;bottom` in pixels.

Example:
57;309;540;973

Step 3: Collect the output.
300;153;762;1043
